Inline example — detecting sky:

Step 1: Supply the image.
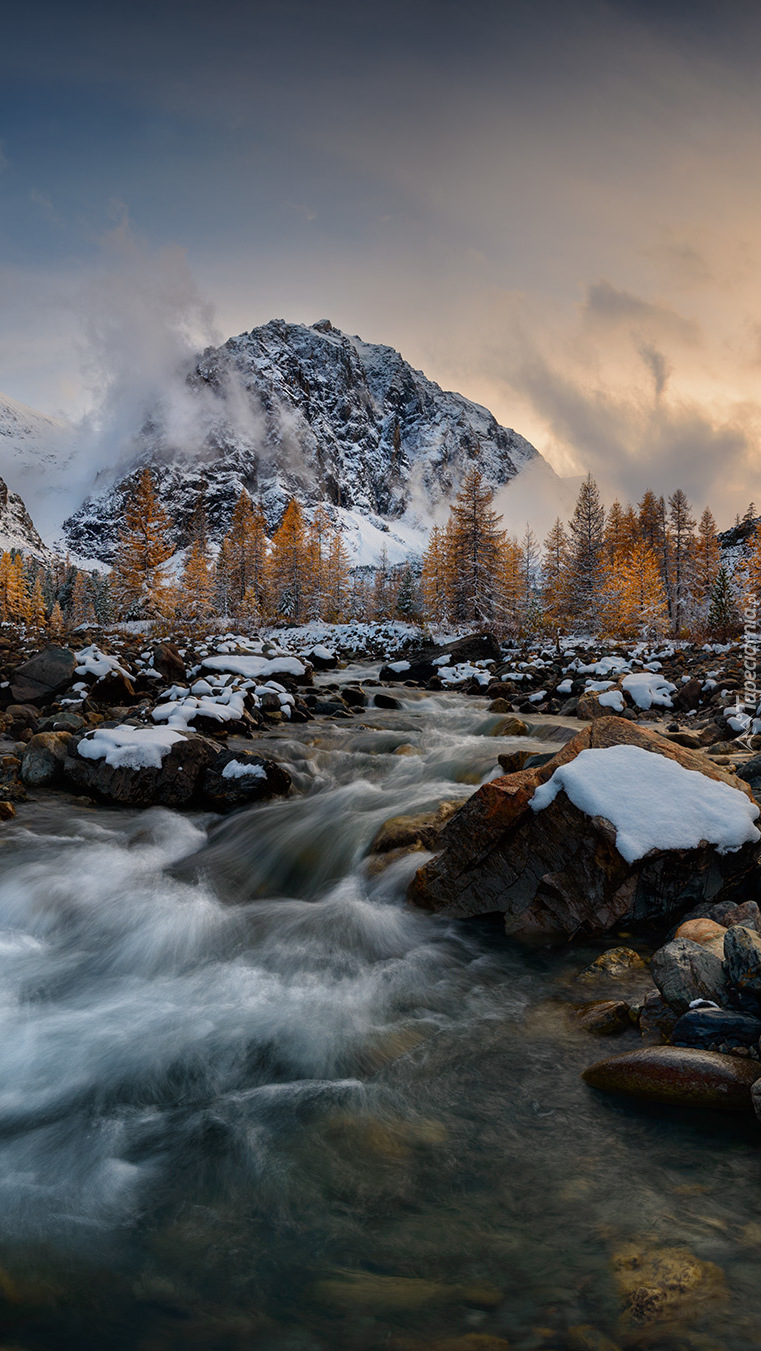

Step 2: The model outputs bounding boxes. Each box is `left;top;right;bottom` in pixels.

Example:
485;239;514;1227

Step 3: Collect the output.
2;0;761;525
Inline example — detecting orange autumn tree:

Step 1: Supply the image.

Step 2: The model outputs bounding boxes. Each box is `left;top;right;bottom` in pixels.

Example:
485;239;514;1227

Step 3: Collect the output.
215;490;269;621
177;490;215;626
112;468;174;618
613;539;669;637
269;498;309;621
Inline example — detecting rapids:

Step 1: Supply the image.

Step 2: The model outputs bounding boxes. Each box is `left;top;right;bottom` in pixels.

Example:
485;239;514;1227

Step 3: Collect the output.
0;674;760;1349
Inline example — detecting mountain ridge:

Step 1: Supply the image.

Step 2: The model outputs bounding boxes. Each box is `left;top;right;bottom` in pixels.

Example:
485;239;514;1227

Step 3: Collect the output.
61;318;542;565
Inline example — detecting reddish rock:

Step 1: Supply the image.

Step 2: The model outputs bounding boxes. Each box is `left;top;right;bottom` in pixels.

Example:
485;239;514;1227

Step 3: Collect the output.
410;717;759;940
582;1045;761;1110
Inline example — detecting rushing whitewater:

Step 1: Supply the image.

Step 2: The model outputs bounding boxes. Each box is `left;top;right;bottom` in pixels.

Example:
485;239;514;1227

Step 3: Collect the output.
2;683;761;1349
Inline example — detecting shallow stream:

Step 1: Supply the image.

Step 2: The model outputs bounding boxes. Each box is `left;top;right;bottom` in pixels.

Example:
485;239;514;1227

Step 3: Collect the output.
0;676;760;1349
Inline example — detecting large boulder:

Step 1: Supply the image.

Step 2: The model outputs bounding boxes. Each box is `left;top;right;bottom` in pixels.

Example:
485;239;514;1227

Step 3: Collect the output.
410;717;761;940
64;724;219;806
723;924;761;1000
11;646;76;704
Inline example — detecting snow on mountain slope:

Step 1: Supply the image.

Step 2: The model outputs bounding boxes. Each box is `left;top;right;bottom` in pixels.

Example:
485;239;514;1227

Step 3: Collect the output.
0;391;76;542
62;318;544;563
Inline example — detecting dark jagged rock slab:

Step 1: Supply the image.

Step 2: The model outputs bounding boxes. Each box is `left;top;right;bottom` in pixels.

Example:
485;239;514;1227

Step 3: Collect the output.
11;645;76;704
670;1007;761;1049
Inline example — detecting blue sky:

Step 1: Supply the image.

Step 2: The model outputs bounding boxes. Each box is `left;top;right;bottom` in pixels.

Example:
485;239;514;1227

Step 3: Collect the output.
2;0;761;518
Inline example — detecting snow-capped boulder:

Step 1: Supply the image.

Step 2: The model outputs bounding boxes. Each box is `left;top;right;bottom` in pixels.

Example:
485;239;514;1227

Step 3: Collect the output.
64;724;217;806
64;723;289;810
410;717;761;940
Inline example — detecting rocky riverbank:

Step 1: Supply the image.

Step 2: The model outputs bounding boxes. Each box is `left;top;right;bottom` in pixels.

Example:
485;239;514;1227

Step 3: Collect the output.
5;622;761;1137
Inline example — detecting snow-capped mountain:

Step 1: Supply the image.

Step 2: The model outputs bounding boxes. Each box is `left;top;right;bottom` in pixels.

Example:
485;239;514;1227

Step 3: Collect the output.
62;319;542;565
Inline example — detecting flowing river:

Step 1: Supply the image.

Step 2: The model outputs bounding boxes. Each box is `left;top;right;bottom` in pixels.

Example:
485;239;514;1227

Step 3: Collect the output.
1;673;761;1350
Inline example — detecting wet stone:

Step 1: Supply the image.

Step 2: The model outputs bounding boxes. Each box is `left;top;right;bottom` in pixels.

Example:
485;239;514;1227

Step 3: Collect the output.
582;1045;761;1110
670;1008;761;1049
571;1000;631;1035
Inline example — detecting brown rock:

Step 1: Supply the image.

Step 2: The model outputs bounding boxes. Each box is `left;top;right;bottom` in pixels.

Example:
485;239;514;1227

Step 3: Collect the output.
571;1000;631;1035
582;1046;761;1110
152;641;186;683
487;698;513;713
371;801;461;854
577;947;647;980
0;801;15;820
638;991;679;1043
497;750;532;774
612;1241;726;1329
410;717;759;939
488;715;529;737
21;731;72;788
577;692;614;720
674;918;727;946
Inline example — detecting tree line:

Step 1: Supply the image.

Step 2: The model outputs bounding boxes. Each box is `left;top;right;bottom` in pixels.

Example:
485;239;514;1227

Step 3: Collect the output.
0;465;753;638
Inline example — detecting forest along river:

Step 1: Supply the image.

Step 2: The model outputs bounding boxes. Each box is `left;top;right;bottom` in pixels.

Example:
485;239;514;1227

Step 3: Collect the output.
1;673;761;1350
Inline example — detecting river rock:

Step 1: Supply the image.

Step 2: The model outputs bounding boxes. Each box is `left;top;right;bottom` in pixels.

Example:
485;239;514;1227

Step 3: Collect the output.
650;938;728;1012
201;749;291;809
21;731;72;788
497;749;532;774
370;801;460;854
638;990;679;1043
577;947;648;981
723;924;761;997
673;918;727;946
5;704;40;739
152;641;186;683
89;669;139;706
0;801;15;821
582;1045;761;1109
64;726;219;806
489;715;528;737
374;692;402;710
752;1076;761;1123
670;1007;761;1049
612;1240;726;1329
11;645;77;704
577;691;614;720
672;677;703;712
410;716;760;939
715;898;761;933
572;1000;631;1035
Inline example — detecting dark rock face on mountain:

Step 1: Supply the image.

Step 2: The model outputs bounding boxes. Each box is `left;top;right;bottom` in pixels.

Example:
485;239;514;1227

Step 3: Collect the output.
0;475;46;557
62;318;539;561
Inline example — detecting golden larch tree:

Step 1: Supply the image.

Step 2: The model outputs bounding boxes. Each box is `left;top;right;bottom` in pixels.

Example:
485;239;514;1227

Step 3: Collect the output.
112;469;174;618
